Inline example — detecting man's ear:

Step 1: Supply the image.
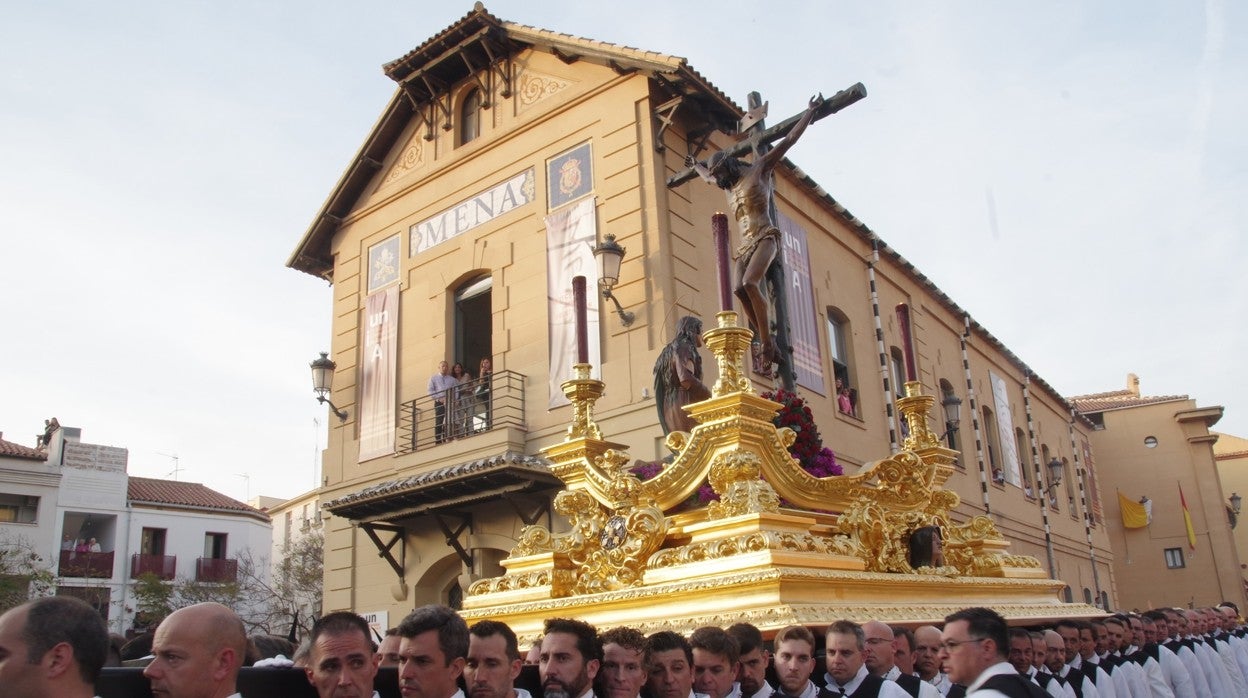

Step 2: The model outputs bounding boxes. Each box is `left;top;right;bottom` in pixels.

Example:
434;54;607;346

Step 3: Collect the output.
44;642;76;680
509;658;523;681
450;655;466;679
306;666;317;685
586;658;601;681
214;647;238;681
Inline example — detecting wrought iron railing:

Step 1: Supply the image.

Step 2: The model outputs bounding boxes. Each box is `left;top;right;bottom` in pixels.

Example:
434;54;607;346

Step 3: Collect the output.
58;550;114;578
398;370;525;454
131;553;176;580
195;557;238;583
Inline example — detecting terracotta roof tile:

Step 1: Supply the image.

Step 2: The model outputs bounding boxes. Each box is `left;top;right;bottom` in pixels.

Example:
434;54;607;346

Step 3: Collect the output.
127;476;269;522
0;435;47;461
1070;394;1188;414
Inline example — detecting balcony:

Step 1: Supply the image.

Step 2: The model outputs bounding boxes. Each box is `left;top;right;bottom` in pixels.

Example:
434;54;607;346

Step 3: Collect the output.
195;557;238;583
131;553;177;580
398;370;526;453
58;550;114;578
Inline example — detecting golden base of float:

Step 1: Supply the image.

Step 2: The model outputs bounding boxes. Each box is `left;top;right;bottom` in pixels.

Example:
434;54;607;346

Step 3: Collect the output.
461;312;1099;640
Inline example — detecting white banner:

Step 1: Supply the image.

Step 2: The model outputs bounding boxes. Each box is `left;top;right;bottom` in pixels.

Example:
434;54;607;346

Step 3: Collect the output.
409;169;535;256
989;370;1022;486
545;197;601;408
359;286;398;462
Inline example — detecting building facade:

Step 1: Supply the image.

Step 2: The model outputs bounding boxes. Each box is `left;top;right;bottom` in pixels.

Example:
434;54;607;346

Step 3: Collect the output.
1214;431;1248;592
1072;375;1245;611
0;424;272;632
290;5;1116;619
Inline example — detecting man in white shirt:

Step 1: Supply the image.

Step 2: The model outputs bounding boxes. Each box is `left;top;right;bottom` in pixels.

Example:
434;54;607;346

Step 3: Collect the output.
540;618;600;698
691;627;740;698
145;602;247;698
772;624;835;698
1136;613;1195;698
913;627;952;696
823;620;910;698
861;621;937;698
1073;622;1116;698
395;605;469;698
467;620;529;698
428;360;458;443
647;631;700;698
1008;630;1058;698
728;623;773;698
1048;627;1097;698
304;611;381;698
599;627;647;698
939;607;1045;697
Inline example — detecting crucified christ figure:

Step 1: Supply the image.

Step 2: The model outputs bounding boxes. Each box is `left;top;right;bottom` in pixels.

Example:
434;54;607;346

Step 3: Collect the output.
687;95;820;375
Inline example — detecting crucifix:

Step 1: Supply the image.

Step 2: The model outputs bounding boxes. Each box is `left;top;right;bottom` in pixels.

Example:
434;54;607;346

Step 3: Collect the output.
670;82;866;389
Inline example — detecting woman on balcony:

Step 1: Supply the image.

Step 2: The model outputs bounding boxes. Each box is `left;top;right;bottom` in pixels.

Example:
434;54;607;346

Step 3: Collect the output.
475;357;493;432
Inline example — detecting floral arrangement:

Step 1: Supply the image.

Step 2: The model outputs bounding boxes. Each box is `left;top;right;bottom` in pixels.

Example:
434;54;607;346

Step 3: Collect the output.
629;389;841;507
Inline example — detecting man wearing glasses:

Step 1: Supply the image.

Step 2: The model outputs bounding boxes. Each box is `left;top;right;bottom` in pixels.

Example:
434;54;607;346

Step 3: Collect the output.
938;608;1046;697
861;621;937;698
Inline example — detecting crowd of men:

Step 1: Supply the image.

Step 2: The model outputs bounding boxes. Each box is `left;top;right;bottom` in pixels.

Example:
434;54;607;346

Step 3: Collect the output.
3;596;1248;698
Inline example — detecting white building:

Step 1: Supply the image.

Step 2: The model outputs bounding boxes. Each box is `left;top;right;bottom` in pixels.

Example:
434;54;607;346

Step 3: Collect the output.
0;431;60;586
0;423;272;633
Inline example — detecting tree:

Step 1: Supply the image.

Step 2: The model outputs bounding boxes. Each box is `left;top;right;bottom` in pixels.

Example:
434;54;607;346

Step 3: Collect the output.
0;532;55;613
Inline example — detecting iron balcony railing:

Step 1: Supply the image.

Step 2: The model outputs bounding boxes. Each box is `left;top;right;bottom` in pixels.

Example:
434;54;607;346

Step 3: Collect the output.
398;370;525;454
58;550;114;578
131;553;177;580
195;557;238;583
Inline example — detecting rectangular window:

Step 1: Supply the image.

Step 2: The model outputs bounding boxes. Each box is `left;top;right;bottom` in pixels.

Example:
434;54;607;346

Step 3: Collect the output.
1164;547;1185;569
826;311;857;417
0;493;39;523
204;532;228;559
140;527;167;556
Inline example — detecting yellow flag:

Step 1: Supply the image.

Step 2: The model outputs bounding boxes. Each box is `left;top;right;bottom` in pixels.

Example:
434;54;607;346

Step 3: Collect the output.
1180;485;1197;550
1119;492;1149;528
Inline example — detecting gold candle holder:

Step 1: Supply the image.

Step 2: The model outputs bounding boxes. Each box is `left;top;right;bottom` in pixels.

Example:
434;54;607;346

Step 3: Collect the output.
560;363;605;440
702;311;755;397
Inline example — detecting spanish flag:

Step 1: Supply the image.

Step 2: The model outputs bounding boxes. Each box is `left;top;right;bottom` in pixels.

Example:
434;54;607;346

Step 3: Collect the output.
1180;484;1197;550
1119;492;1149;529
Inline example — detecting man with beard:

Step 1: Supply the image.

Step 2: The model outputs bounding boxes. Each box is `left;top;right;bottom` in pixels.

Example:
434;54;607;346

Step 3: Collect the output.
599;627;646;698
861;622;936;698
914;626;953;696
771;625;834;698
691;627;740;698
394;605;468;698
304;611;381;698
728;623;772;698
824;620;909;697
466;621;528;698
541;618;600;698
646;631;699;698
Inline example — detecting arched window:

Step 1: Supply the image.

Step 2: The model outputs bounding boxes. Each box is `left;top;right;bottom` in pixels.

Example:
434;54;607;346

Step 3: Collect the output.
939;379;962;462
1063;457;1077;515
1016;427;1034;496
460;88;482;145
826;307;858;417
1083;587;1093;605
890;346;906;393
982;406;1000;475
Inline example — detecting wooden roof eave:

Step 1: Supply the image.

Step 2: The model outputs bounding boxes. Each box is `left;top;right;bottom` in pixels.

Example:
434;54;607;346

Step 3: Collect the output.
286;91;413;278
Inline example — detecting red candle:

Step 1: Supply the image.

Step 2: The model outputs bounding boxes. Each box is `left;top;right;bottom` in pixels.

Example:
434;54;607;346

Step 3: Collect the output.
712;213;733;311
573;276;588;364
895;303;917;382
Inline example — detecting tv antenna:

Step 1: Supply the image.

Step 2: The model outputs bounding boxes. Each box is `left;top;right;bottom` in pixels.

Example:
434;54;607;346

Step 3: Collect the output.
236;473;251;502
156;452;182;481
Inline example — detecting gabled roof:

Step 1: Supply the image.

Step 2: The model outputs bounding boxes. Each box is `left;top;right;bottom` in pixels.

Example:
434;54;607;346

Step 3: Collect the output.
0;434;46;461
128;476;270;523
1069;389;1189;414
287;2;741;279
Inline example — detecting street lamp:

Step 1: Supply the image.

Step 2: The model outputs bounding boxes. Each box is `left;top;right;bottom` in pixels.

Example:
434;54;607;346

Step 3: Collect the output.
1045;457;1064;494
591;234;635;327
1229;492;1242;530
310;352;348;421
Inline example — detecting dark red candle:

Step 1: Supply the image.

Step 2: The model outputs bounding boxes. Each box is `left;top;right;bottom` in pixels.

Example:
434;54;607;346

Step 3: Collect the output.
895;303;917;382
573;276;588;364
712;213;733;312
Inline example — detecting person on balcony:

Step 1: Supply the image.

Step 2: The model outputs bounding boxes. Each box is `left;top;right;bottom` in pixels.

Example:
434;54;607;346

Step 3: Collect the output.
429;361;458;444
476;358;494;432
88;538;101;553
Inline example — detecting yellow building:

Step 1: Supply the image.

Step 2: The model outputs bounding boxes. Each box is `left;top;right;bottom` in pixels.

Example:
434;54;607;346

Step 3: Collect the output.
288;5;1116;620
1071;375;1245;611
1214;431;1248;589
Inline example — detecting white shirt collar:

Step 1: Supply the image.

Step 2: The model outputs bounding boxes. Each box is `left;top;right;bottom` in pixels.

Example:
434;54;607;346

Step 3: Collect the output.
824;665;870;695
965;662;1017;694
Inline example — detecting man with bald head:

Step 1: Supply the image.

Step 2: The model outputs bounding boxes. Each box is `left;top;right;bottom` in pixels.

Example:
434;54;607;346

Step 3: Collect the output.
145;602;248;698
861;621;936;698
912;626;951;696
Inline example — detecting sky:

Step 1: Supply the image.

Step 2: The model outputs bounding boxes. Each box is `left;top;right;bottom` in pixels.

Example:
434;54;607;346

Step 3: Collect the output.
1;1;1244;504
